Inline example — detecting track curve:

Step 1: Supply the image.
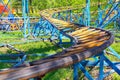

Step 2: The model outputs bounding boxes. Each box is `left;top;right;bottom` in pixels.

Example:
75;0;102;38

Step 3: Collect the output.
0;7;114;80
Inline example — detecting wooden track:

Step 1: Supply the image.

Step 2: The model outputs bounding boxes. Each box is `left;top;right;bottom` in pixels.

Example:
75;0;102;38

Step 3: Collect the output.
0;7;114;80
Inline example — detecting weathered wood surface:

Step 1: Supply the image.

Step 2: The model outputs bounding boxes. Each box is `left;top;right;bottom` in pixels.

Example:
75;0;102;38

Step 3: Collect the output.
0;6;114;80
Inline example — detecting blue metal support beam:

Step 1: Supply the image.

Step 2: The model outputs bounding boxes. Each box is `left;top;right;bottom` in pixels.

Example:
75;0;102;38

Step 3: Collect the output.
98;0;103;26
13;55;27;67
85;0;91;26
73;61;94;80
70;10;73;22
108;47;120;59
0;54;27;67
22;0;30;38
58;32;63;45
78;62;93;80
66;11;69;21
103;55;120;75
98;52;104;80
73;51;120;80
73;63;79;80
96;1;120;72
101;14;118;28
97;1;119;28
58;12;61;20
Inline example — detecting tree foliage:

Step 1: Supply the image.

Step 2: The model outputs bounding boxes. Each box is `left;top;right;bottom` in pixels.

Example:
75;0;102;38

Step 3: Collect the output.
11;0;108;16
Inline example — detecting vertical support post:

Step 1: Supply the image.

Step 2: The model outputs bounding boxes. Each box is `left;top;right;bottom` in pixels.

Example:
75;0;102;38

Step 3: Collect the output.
82;8;86;25
79;15;83;25
73;62;93;80
22;0;26;38
98;0;103;27
58;12;61;20
103;54;120;75
97;2;119;28
98;52;104;80
86;0;90;26
58;32;62;44
51;28;56;39
117;3;120;29
73;63;78;80
114;20;117;30
70;10;73;22
26;0;30;36
22;0;29;38
66;11;68;21
78;62;93;80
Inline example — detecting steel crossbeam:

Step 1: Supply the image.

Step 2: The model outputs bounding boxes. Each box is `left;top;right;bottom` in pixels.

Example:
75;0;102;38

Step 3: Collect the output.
73;51;120;80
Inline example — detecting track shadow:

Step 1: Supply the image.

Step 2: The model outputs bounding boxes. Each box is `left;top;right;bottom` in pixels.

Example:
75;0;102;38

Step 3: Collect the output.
23;41;62;61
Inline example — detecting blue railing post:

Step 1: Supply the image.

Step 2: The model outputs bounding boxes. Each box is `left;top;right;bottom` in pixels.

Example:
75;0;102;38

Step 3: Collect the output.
73;61;94;80
66;11;68;21
108;47;120;59
86;0;91;26
103;54;120;75
70;10;73;22
73;63;79;80
98;52;104;80
98;1;103;26
58;32;62;45
22;0;29;38
97;2;119;28
58;12;61;20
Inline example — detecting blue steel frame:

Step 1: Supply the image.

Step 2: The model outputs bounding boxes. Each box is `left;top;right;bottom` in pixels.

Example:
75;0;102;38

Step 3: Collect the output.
18;0;120;79
34;1;120;79
34;17;73;46
0;0;29;68
98;1;103;25
73;51;120;80
85;0;90;26
97;0;120;65
96;0;120;62
73;0;120;80
0;0;119;79
0;45;27;67
97;1;120;28
22;0;30;38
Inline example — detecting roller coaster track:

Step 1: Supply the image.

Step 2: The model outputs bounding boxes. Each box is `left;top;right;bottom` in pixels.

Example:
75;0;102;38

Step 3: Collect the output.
0;7;114;80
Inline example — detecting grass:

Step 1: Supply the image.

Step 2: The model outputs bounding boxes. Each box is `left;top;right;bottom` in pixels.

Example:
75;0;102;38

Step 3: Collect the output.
0;41;62;68
43;67;73;80
0;1;119;79
0;32;120;79
14;41;62;61
0;31;23;44
0;26;120;80
0;16;120;80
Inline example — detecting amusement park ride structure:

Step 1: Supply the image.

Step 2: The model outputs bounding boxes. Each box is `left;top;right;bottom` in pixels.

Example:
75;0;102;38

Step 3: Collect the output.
0;0;120;80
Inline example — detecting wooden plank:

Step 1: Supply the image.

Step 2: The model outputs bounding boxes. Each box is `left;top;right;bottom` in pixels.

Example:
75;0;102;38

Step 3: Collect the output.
0;68;23;75
0;6;113;80
0;35;113;80
72;29;95;36
71;27;89;35
77;30;103;37
77;33;108;41
72;37;109;48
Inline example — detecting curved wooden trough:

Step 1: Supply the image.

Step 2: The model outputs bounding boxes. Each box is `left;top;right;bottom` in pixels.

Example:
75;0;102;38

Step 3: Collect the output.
0;7;114;80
